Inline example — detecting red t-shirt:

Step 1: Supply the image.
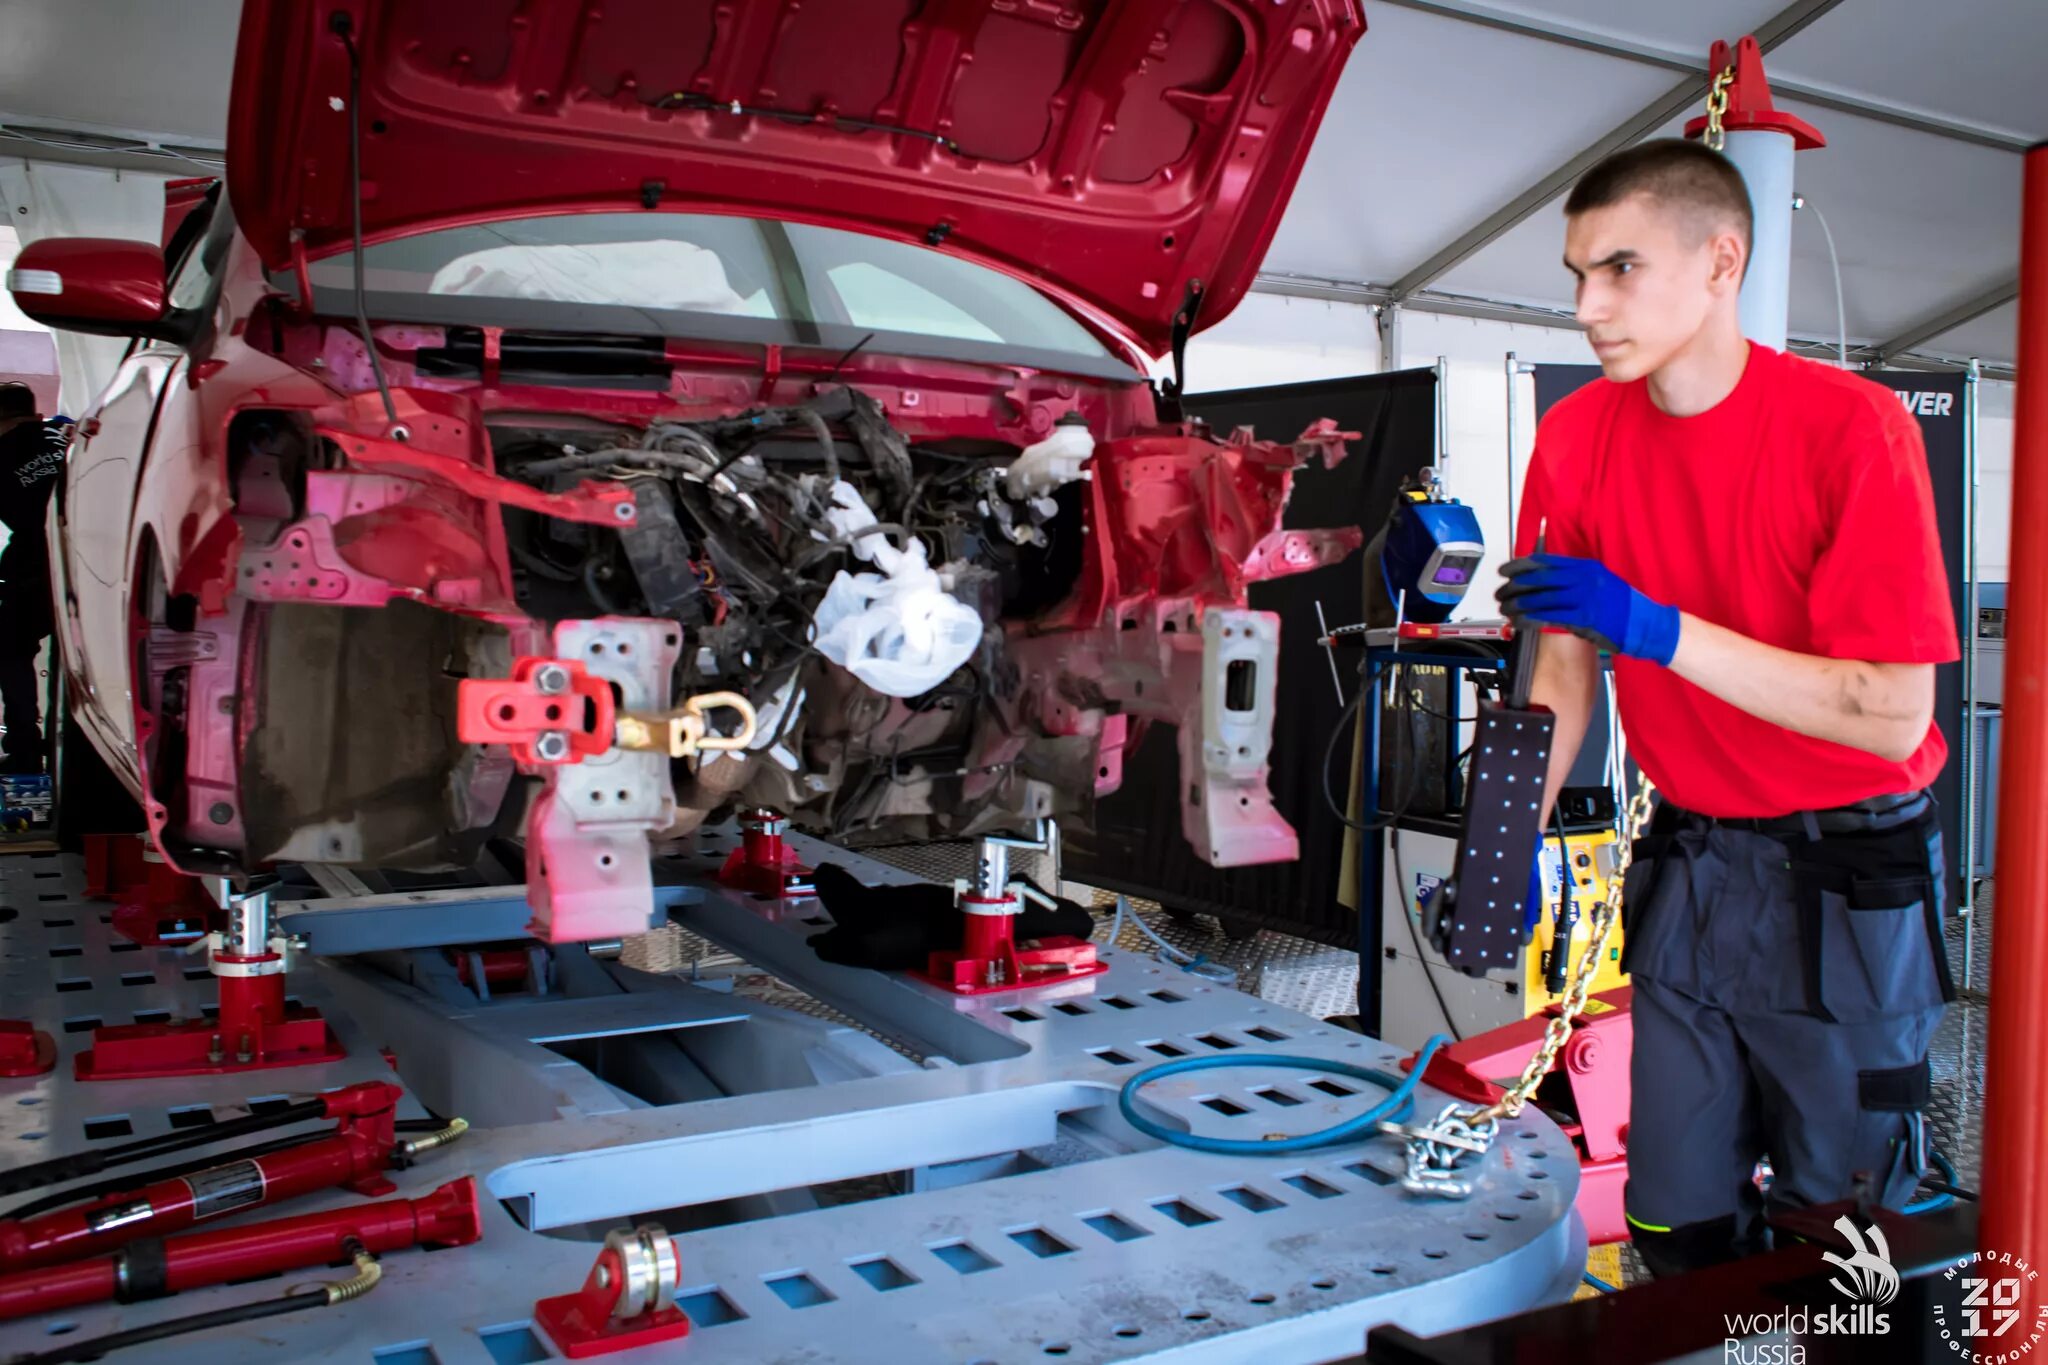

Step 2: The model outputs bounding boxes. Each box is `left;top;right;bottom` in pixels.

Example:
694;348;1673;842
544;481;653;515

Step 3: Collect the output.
1515;344;1958;818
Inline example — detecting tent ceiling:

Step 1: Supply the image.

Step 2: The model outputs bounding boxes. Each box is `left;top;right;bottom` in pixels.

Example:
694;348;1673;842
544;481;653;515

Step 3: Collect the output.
0;0;2034;366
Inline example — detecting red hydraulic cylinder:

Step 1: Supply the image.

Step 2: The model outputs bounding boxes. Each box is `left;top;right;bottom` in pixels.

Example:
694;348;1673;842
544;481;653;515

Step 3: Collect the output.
719;808;814;898
0;1082;402;1271
0;1176;482;1322
1981;144;2048;1283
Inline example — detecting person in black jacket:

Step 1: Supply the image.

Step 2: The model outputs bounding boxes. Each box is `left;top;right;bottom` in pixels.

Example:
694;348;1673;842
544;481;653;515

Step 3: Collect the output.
0;384;65;773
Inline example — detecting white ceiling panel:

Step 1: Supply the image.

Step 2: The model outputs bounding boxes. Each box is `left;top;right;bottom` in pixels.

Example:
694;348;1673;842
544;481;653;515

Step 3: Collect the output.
0;0;238;146
1767;0;2048;144
1446;0;1796;59
1261;3;1675;284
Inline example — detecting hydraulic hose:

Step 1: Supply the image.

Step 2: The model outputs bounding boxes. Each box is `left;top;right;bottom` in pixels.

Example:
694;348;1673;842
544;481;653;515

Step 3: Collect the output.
1118;1034;1453;1157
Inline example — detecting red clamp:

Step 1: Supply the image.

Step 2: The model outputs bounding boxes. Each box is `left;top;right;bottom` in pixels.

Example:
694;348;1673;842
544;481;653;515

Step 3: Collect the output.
0;1022;54;1078
1682;37;1825;149
457;658;616;765
535;1223;691;1359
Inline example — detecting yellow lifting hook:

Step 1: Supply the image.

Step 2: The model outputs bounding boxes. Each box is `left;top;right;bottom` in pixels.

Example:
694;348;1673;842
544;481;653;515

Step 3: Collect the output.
615;691;759;759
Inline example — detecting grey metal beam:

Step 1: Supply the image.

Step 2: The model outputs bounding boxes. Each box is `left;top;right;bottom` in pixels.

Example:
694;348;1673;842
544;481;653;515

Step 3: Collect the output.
0;120;223;177
1375;0;2035;154
1873;276;2020;361
1385;0;1850;302
1254;270;1582;330
1247;271;2017;379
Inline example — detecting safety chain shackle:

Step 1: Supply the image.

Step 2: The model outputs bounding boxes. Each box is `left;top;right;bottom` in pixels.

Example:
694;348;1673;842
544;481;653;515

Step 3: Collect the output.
1402;773;1658;1197
1704;65;1735;152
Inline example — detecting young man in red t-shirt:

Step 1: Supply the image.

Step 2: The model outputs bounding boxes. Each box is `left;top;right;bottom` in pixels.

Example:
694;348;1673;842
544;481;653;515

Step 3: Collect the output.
1498;140;1958;1279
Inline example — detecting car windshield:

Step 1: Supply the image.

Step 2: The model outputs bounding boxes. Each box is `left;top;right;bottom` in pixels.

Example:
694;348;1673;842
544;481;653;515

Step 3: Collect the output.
284;213;1133;379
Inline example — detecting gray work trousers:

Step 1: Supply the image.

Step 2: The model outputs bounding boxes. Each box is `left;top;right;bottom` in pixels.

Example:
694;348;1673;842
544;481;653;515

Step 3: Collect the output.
1619;800;1952;1278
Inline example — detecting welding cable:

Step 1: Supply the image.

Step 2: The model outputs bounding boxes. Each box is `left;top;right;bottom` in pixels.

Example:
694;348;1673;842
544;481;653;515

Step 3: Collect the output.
0;1101;326;1198
1117;1033;1452;1156
1582;1272;1620;1294
10;1240;381;1365
1103;895;1238;988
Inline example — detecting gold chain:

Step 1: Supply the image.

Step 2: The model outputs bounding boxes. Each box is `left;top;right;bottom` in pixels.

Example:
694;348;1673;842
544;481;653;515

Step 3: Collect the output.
1704;66;1735;152
1461;770;1657;1128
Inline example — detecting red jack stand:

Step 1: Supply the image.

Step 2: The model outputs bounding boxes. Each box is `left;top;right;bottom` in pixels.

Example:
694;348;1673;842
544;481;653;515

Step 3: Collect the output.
83;835;216;946
1404;986;1635;1244
719;808;814;897
75;878;345;1081
535;1223;691;1359
0;1022;54;1078
919;825;1106;995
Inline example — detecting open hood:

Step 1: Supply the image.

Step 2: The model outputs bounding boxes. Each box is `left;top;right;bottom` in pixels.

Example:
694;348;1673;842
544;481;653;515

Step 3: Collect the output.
228;0;1364;356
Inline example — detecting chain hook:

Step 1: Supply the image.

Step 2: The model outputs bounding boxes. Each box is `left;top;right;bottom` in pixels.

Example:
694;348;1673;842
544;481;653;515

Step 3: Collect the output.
1704;65;1735;152
1400;773;1658;1198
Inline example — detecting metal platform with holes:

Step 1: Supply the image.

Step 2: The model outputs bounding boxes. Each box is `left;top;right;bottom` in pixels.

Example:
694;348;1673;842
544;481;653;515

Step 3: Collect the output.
0;831;1585;1364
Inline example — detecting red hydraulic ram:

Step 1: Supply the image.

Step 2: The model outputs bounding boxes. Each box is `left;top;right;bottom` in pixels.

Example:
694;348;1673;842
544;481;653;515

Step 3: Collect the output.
1981;143;2048;1284
0;1176;481;1321
0;1082;403;1272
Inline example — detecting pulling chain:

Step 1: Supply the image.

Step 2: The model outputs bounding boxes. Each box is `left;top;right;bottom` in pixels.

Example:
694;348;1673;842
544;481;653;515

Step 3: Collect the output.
1704;66;1735;152
1401;771;1658;1198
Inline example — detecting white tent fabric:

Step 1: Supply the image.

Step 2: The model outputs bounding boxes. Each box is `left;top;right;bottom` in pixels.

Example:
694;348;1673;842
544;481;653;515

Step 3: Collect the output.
0;0;2039;366
0;161;168;413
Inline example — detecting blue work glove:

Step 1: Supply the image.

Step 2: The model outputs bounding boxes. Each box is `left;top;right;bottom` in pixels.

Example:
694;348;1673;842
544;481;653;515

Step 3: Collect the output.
1496;552;1681;666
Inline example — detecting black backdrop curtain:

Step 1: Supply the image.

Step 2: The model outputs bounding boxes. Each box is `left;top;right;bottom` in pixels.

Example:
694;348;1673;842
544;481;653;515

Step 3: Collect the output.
1062;369;1439;949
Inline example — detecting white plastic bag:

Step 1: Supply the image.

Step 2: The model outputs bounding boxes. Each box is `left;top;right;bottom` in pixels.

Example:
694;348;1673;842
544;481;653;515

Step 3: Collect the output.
812;483;983;697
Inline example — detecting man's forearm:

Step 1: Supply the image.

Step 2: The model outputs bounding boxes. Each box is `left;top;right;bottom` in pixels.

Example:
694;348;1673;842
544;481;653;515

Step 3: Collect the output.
1668;613;1934;762
1530;632;1599;831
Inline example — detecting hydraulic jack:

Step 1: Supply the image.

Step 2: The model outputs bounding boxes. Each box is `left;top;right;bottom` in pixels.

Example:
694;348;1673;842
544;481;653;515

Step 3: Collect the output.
919;823;1106;995
74;876;345;1081
0;1177;482;1321
719;807;814;898
0;1082;467;1272
83;834;216;947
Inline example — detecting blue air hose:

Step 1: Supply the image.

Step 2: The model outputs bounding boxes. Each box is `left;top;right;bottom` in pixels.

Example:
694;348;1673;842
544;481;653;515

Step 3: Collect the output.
1117;1033;1455;1156
1904;1150;1960;1216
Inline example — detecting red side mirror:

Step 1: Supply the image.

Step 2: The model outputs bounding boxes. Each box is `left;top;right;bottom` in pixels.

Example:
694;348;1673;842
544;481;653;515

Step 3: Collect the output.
6;237;168;337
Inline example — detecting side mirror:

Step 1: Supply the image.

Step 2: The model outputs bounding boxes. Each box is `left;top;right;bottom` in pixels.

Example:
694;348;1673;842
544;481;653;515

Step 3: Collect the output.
6;237;172;340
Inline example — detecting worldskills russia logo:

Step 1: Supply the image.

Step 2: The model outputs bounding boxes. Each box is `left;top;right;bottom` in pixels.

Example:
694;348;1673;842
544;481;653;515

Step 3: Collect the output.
1823;1217;1901;1313
1724;1217;1898;1360
1724;1216;2048;1364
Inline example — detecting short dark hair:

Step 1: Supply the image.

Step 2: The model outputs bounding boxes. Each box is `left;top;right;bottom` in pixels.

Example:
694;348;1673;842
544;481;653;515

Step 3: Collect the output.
0;384;38;422
1565;138;1753;261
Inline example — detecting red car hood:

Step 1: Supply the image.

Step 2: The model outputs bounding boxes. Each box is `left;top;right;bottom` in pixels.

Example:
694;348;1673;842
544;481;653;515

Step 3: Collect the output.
227;0;1363;357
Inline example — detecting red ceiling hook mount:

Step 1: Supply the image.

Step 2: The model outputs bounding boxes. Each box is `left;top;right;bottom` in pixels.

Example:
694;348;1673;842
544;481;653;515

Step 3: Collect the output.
1682;36;1826;149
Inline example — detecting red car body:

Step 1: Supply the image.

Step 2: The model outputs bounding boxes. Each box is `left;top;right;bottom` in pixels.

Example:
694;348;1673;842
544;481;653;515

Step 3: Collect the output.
10;0;1366;939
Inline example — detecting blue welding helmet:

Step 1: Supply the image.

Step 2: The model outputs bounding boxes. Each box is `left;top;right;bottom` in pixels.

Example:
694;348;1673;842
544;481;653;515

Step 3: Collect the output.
1365;480;1485;626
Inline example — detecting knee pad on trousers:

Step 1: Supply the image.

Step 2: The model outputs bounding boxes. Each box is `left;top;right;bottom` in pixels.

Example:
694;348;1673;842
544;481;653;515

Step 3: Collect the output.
1631;1214;1746;1279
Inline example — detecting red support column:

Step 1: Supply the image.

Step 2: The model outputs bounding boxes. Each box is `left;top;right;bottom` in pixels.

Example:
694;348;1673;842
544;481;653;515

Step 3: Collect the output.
1981;144;2048;1277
